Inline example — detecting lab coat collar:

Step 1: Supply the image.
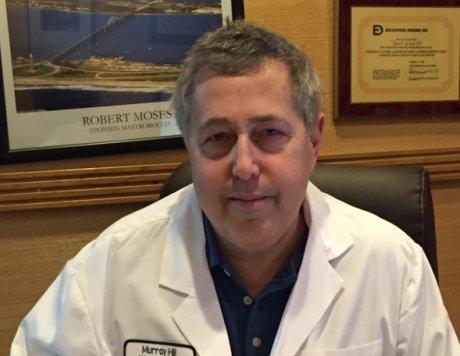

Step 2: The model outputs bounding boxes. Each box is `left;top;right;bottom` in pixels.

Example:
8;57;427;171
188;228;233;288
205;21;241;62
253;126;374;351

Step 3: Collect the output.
159;187;232;356
270;182;354;355
305;182;354;261
159;183;354;356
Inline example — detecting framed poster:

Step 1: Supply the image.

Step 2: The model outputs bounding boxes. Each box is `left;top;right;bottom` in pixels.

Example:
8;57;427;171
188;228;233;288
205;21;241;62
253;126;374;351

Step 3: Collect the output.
0;0;244;163
335;0;459;119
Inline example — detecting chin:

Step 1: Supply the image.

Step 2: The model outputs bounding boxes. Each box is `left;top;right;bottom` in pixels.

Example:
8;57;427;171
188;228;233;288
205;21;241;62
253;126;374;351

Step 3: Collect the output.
234;220;282;243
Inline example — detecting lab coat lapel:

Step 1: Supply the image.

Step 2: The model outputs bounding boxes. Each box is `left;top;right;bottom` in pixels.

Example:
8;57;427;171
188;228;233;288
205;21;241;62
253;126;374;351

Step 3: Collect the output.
271;183;353;356
159;186;232;356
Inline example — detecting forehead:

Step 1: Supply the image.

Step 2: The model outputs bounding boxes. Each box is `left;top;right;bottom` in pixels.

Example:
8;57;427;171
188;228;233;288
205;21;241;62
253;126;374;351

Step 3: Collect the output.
190;59;300;129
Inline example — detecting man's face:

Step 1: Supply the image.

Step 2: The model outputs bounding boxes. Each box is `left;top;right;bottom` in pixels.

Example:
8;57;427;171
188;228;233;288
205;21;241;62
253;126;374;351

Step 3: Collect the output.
188;59;323;257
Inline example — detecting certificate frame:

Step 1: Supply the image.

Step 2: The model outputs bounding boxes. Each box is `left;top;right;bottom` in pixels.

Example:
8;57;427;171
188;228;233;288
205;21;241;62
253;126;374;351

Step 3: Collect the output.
335;0;459;120
0;0;244;164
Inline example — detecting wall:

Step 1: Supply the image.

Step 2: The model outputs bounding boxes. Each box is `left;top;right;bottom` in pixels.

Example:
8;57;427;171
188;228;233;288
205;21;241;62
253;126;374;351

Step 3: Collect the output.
433;182;460;327
1;0;459;354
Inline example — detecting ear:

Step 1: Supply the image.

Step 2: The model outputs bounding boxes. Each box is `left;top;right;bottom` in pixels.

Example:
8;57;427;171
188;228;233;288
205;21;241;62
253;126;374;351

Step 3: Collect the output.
310;113;324;159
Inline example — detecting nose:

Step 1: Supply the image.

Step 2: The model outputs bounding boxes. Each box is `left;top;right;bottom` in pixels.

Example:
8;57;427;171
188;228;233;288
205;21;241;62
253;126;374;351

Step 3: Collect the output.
231;135;260;180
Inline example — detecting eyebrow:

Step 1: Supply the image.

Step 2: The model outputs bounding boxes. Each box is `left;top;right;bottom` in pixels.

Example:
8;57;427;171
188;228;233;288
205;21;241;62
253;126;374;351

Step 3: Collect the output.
198;115;289;130
197;117;232;135
248;115;290;125
199;117;230;128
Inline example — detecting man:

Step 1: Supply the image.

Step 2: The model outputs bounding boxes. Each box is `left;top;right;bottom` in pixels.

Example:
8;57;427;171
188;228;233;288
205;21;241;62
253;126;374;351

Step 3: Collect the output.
12;21;459;355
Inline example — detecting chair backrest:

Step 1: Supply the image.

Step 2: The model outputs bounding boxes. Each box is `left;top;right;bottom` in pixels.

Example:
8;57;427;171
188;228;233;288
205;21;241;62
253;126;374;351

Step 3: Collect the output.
160;162;438;279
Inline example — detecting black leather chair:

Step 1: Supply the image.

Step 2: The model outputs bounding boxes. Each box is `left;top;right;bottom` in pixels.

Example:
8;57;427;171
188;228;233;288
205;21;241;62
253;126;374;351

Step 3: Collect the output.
160;162;438;280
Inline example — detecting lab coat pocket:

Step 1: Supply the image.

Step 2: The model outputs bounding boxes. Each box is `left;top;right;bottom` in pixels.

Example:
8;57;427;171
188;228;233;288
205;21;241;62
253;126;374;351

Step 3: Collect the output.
297;338;383;356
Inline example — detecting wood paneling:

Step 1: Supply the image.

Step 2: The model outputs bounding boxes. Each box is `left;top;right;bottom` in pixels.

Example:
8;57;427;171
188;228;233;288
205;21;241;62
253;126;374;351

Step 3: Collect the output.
432;182;460;333
1;148;460;212
0;162;176;211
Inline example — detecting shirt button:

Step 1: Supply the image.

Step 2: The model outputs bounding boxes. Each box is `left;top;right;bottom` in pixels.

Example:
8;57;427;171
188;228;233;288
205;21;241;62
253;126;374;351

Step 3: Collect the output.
252;337;262;348
243;295;253;306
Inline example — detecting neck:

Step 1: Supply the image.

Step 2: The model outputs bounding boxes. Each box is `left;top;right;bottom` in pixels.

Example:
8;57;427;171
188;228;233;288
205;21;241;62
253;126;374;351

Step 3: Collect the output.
220;213;307;297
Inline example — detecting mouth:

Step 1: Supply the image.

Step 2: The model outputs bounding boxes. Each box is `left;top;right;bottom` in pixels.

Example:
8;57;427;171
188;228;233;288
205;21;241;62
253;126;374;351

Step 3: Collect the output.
227;195;273;208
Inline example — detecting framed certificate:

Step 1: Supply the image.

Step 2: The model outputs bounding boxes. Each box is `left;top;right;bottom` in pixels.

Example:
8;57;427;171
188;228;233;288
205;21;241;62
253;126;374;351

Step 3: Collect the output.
0;0;244;163
335;0;459;119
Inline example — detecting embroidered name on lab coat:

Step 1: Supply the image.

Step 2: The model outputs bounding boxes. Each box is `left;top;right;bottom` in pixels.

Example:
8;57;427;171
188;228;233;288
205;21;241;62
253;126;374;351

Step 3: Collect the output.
124;340;196;356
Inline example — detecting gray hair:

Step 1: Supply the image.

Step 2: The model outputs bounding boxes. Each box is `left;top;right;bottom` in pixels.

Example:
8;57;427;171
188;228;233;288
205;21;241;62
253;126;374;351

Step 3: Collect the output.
171;20;323;141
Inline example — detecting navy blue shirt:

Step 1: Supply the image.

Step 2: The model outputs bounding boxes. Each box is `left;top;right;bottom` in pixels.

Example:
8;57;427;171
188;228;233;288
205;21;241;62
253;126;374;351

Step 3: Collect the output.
203;215;307;356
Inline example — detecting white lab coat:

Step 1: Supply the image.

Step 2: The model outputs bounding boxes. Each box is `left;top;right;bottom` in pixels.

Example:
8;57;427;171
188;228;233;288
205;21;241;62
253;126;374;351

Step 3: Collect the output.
11;183;460;356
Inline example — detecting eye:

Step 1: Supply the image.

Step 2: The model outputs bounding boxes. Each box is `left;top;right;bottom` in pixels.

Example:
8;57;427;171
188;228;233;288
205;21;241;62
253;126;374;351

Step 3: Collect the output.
252;127;287;140
199;131;237;159
252;127;290;153
203;132;230;144
262;128;283;137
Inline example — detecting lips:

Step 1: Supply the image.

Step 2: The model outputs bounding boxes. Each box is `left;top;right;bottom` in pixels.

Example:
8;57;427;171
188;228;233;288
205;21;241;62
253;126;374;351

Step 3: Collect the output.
227;195;274;210
228;195;268;201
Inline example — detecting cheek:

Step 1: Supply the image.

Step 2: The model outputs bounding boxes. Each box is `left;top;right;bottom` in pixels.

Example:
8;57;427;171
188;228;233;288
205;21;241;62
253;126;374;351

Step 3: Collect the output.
275;172;309;214
191;159;227;199
273;151;313;195
192;165;228;220
279;170;309;196
294;142;316;173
